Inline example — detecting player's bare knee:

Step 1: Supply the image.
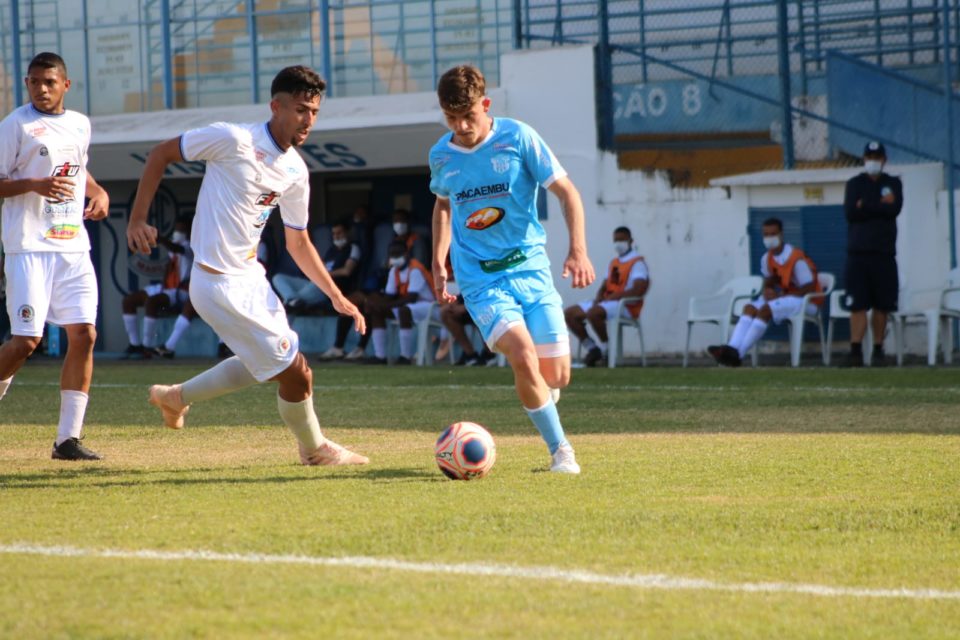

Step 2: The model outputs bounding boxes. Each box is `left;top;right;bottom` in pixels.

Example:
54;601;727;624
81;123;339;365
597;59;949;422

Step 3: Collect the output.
8;335;41;360
758;305;772;322
543;368;570;389
67;325;97;351
742;304;758;317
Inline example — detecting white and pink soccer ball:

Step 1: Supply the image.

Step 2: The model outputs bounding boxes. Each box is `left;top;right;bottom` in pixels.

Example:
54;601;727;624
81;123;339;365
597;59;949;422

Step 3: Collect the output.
434;421;496;480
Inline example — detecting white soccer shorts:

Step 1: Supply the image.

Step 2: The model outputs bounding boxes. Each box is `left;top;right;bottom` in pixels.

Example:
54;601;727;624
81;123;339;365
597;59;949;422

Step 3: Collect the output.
390;300;439;323
577;299;634;319
4;252;98;336
189;266;299;382
144;283;189;305
750;295;818;324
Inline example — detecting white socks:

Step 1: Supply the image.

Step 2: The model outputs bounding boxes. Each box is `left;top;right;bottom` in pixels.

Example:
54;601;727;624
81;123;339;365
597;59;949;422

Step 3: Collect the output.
165;315;192;351
399;328;414;359
277;394;324;452
582;337;596;351
0;376;13;401
738;318;769;359
123;314;140;346
181;356;258;404
372;328;387;359
142;317;158;348
56;390;88;445
728;315;752;352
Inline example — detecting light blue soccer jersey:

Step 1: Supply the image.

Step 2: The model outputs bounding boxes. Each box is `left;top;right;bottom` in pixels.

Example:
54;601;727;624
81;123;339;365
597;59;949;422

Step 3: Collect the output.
428;118;567;296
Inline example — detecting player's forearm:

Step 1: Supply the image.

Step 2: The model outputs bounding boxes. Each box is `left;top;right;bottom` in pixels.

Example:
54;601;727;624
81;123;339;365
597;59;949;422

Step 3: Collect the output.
86;173;105;198
130;138;181;224
0;178;41;198
555;181;588;256
286;235;343;301
431;199;452;269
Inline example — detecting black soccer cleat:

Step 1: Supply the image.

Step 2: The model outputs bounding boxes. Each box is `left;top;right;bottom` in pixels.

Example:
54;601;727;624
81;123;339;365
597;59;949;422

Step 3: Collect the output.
584;346;604;367
51;437;102;461
152;347;176;359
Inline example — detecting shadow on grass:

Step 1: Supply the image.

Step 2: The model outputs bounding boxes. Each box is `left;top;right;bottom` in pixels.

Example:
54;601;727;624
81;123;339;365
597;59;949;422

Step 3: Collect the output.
0;465;442;491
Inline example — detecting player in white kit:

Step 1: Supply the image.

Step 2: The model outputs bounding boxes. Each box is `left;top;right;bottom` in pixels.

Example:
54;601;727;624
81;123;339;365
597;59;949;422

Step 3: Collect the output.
126;65;369;466
0;52;110;460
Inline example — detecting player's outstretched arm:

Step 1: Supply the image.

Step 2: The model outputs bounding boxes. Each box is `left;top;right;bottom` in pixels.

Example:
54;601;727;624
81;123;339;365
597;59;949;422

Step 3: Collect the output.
549;176;596;289
84;173;109;221
431;197;457;303
127;137;183;254
285;226;366;335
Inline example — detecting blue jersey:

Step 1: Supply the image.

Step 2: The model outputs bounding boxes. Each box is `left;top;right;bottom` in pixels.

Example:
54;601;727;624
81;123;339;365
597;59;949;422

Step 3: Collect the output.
428;118;566;295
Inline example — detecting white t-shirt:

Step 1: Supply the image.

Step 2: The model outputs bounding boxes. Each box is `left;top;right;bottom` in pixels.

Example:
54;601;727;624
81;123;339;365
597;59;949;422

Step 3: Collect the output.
180;122;309;275
0;104;91;253
385;263;433;302
760;243;814;289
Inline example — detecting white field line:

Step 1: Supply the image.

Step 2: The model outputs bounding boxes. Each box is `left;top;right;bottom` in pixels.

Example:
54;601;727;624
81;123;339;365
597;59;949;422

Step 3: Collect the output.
14;381;960;394
0;543;957;601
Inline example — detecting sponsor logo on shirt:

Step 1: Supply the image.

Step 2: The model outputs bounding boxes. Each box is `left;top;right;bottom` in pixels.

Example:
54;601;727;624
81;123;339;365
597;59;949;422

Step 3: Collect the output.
17;305;35;323
455;182;509;202
52;162;80;177
45;224;80;240
444;169;460;179
30;126;46;137
490;155;511;174
39;146;48;156
256;191;280;207
255;149;266;163
493;142;517;152
465;207;505;231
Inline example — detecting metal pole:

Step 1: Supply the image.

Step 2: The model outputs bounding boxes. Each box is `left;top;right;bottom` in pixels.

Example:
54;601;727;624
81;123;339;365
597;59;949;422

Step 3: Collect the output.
944;0;958;268
597;0;613;151
247;0;260;103
11;0;22;107
776;0;795;169
161;0;173;109
320;0;332;96
429;0;438;90
512;0;522;49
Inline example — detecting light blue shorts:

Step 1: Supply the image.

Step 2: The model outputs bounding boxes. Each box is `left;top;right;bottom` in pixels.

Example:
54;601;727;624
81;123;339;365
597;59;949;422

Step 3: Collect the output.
462;269;570;357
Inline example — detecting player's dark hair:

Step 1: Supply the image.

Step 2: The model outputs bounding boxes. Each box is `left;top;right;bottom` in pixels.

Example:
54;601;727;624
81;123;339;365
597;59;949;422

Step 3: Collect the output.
614;226;632;238
437;65;486;112
762;217;783;231
331;221;348;233
271;65;326;99
388;239;408;255
392;208;411;221
27;52;67;77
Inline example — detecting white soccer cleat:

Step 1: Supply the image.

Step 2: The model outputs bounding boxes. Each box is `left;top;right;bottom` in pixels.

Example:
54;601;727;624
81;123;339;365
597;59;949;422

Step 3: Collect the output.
550;444;580;474
318;346;344;360
148;384;190;430
344;347;366;361
550;387;561;404
299;439;369;466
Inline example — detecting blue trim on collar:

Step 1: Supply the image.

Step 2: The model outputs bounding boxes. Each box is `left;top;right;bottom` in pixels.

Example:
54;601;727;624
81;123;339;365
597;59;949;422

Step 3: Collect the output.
264;122;285;153
30;103;66;117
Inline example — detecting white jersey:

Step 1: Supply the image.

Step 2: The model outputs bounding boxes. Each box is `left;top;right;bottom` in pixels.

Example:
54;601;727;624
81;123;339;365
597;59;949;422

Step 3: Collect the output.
180;122;310;275
0;104;91;253
385;263;433;302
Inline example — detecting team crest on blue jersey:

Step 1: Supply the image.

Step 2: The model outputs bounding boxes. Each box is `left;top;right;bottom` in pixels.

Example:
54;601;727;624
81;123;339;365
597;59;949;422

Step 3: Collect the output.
490;155;511;174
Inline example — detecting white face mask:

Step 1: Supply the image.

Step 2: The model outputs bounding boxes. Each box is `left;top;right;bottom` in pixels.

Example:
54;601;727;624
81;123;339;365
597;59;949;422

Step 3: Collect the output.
613;241;631;256
171;231;187;244
393;222;409;236
332;237;348;249
762;235;781;250
388;257;406;269
864;159;883;176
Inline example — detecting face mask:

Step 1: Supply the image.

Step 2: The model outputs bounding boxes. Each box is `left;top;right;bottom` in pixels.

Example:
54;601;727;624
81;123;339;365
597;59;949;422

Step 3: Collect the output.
388;257;406;269
762;235;781;250
393;222;409;236
613;241;630;256
333;237;348;249
864;160;883;176
172;231;187;244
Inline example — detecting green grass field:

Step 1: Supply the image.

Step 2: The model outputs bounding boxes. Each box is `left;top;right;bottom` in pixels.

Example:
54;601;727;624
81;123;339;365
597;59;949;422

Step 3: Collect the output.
1;360;959;638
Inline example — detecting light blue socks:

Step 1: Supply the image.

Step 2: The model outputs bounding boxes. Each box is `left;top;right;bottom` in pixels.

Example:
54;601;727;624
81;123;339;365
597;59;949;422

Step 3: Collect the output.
525;397;568;454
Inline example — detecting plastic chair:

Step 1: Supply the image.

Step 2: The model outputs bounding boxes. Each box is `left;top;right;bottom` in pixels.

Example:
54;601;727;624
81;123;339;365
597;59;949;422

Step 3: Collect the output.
893;268;960;366
783;272;834;367
607;296;647;368
415;303;450;366
683;275;763;367
826;289;870;366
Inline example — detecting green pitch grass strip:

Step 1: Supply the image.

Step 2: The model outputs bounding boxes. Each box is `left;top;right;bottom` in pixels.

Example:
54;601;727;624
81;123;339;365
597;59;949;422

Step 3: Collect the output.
0;362;958;638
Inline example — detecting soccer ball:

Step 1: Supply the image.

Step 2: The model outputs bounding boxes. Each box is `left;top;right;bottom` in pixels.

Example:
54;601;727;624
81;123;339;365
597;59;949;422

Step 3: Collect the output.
434;422;496;480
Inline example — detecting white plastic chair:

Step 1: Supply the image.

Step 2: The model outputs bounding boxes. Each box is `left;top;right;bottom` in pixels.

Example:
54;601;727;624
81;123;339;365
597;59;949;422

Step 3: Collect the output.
893;268;960;366
683;275;763;367
607;296;646;368
783;272;834;367
414;303;449;366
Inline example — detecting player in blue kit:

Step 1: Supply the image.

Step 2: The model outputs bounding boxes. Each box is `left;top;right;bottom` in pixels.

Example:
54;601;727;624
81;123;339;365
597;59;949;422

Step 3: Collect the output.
429;65;595;474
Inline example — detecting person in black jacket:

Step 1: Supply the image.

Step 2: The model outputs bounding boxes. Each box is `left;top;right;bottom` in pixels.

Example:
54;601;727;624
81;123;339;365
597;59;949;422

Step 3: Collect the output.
843;141;903;366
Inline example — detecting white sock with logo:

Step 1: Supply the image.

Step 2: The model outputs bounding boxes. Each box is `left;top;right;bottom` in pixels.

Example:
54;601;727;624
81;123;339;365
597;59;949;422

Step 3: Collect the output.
277;394;324;452
399;328;414;359
181;356;258;404
123;314;140;346
372;328;387;359
142;316;158;348
0;376;13;401
56;390;89;445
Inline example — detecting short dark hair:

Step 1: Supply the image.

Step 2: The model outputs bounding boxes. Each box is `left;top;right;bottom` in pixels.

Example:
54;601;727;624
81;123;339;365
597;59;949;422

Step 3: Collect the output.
271;65;325;99
437;65;486;112
388;239;408;255
614;226;632;238
28;52;67;77
762;217;783;231
392;208;410;221
331;221;348;233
